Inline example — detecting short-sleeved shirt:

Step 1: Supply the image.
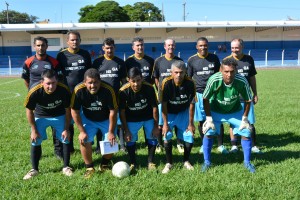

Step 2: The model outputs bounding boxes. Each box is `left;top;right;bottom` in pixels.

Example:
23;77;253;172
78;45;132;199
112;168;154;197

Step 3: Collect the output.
92;55;127;92
203;72;252;114
225;54;257;83
125;54;154;84
24;82;71;118
71;82;118;122
119;82;158;122
161;76;196;114
21;55;62;88
56;48;92;92
187;53;220;93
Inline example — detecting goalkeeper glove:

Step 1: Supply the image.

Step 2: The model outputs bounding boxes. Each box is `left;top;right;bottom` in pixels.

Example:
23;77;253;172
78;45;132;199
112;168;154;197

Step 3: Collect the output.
239;116;250;130
202;116;215;134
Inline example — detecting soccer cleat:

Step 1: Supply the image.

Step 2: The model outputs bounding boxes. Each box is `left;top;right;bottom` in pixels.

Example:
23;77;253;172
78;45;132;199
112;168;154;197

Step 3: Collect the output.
148;163;156;170
177;144;185;153
23;169;39;180
62;166;73;176
98;164;110;172
183;161;194;170
230;145;239;153
201;163;211;173
199;145;203;154
251;146;262;154
162;163;172;174
84;167;95;178
244;163;256;173
217;145;229;154
155;144;163;153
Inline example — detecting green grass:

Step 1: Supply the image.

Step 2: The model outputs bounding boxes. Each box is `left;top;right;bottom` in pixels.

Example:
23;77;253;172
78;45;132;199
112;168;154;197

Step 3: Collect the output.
1;69;300;199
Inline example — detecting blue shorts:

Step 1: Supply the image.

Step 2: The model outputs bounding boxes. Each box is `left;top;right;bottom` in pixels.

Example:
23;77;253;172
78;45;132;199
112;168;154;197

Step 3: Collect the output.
194;92;206;122
241;101;255;124
205;110;251;138
32;115;68;146
127;119;158;145
164;108;190;142
81;114;117;143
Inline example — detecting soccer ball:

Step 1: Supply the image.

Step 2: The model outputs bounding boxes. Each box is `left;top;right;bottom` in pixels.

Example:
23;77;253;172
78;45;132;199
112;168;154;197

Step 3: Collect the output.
112;161;130;178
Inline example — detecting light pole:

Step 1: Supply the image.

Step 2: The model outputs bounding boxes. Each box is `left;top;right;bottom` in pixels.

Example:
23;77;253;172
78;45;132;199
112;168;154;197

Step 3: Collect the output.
5;1;9;24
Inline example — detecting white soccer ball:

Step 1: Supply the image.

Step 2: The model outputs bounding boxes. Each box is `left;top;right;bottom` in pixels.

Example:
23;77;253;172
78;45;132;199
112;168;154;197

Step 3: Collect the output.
112;161;130;178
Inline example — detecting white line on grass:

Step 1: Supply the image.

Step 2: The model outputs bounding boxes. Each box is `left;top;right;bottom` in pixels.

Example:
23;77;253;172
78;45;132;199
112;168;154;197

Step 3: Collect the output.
0;91;21;102
0;79;21;86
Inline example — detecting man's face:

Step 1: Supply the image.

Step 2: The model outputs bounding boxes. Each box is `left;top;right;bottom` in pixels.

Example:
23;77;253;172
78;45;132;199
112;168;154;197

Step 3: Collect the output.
67;33;80;50
171;66;185;85
129;75;143;92
221;65;236;85
102;44;115;58
85;77;101;94
164;39;175;55
231;41;243;57
196;40;208;56
34;40;48;56
42;76;57;94
132;41;144;55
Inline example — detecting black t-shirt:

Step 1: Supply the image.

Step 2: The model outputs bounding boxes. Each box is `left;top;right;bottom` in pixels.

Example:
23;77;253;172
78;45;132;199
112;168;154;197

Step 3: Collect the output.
71;82;118;122
24;82;71;118
162;76;196;114
125;54;154;84
56;48;92;92
187;53;220;93
92;55;127;92
119;82;158;122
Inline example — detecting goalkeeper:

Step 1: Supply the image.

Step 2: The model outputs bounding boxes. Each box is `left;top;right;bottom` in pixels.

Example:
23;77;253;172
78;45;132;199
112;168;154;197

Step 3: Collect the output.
201;58;255;173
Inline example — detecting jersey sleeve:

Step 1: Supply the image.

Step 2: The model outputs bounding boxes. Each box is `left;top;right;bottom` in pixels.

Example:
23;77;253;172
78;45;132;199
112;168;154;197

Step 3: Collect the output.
70;91;81;110
118;90;127;110
107;89;118;110
64;88;71;108
187;58;193;77
119;60;127;79
240;81;252;102
248;56;257;77
214;56;221;73
21;61;30;81
148;86;158;107
152;59;159;78
24;91;37;110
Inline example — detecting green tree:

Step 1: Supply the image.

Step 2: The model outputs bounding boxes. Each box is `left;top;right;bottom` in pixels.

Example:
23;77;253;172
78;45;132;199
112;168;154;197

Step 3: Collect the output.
123;2;163;22
0;10;38;24
79;1;129;22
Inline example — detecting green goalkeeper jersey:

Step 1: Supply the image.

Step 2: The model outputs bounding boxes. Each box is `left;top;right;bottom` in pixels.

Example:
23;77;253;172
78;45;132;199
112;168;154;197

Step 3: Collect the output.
203;72;252;114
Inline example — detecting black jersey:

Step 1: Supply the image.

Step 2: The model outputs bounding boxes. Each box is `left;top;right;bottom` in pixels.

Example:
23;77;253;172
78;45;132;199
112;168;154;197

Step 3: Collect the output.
187;53;220;93
119;82;158;122
225;54;257;83
71;82;118;122
125;54;154;84
21;55;62;88
161;76;196;114
56;48;92;92
92;55;127;92
24;82;71;118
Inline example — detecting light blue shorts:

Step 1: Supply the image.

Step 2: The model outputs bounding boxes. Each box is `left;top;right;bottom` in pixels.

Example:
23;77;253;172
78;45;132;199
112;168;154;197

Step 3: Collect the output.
241;101;256;124
32;115;68;146
127;119;158;145
81;114;117;143
158;104;163;126
194;92;206;122
205;109;251;138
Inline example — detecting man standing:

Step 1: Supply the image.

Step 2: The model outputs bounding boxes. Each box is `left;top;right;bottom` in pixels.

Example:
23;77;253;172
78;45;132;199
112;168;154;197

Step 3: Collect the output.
201;58;255;173
226;38;261;153
119;67;159;170
152;38;184;153
23;70;72;180
161;60;196;174
187;37;227;154
71;68;118;178
56;30;92;155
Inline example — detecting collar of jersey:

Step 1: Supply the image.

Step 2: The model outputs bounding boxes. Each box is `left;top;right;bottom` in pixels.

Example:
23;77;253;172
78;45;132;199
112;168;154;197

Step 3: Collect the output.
104;54;114;60
231;53;244;60
35;55;47;61
197;52;208;58
68;48;80;54
134;54;144;60
164;54;175;61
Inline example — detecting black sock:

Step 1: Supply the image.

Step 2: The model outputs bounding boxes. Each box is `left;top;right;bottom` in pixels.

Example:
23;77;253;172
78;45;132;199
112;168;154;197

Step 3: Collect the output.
101;157;110;166
250;124;256;146
183;142;193;162
31;145;41;171
158;129;163;146
148;144;156;163
96;129;102;149
218;124;224;146
52;127;62;155
62;143;70;167
127;144;137;165
85;163;94;168
68;124;75;152
164;141;173;164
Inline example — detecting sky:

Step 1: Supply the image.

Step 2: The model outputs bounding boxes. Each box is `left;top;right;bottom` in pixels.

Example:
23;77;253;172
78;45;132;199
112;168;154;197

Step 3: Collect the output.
2;0;300;23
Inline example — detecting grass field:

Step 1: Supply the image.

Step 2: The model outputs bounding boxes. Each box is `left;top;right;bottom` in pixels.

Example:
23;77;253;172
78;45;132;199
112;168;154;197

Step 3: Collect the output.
1;69;300;200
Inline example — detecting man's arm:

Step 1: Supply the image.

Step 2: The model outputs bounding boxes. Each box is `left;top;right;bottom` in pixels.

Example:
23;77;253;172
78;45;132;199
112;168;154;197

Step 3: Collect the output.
243;101;251;117
187;103;195;135
24;80;29;89
107;109;117;145
249;76;258;104
154;78;159;91
71;109;87;145
152;106;160;138
119;109;131;142
202;98;215;134
26;108;39;143
203;98;211;117
61;108;71;142
161;101;169;136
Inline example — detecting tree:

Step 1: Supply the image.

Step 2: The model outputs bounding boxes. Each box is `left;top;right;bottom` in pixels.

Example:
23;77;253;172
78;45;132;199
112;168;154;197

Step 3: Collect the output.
79;1;129;22
123;2;163;22
0;10;38;24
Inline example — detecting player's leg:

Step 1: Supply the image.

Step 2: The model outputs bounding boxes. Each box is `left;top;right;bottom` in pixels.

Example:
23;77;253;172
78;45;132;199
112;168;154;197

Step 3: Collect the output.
217;124;228;154
52;127;62;160
156;104;164;153
68;123;75;153
125;122;141;169
194;93;205;153
229;126;239;153
175;126;184;153
95;129;103;154
162;122;174;174
143;119;158;170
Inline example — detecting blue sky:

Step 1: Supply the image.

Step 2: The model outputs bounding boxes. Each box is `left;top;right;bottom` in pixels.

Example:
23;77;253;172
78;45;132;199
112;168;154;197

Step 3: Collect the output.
3;0;300;23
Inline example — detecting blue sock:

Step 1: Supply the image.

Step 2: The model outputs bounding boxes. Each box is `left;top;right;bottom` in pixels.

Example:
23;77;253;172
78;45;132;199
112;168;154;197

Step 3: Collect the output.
203;136;213;165
241;139;252;164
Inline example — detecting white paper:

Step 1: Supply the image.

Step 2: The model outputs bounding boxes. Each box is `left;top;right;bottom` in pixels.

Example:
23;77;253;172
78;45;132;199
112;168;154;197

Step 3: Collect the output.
99;141;119;155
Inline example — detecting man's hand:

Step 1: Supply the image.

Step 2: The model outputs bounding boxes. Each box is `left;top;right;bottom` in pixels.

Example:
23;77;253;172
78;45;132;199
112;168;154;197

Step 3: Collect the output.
239;116;250;130
31;129;40;143
253;95;258;104
124;129;132;142
186;123;195;136
78;132;88;146
107;132;116;146
162;124;170;137
61;129;70;142
202;116;215;134
152;126;160;138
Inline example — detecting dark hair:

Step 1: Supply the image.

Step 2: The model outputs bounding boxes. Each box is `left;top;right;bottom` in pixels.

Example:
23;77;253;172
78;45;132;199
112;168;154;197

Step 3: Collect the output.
41;69;57;80
67;30;81;41
231;38;244;47
103;37;115;46
221;58;238;70
128;67;142;79
34;36;48;45
84;68;100;81
196;37;208;43
132;37;144;45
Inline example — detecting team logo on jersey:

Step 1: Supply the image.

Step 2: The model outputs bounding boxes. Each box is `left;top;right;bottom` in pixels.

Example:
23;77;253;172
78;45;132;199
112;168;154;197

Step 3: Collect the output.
112;67;118;71
180;94;187;99
78;59;85;64
31;65;38;70
55;100;62;104
141;98;147;103
143;66;149;70
44;65;51;69
208;64;214;68
135;102;141;107
72;62;78;66
243;66;249;70
176;97;180;100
